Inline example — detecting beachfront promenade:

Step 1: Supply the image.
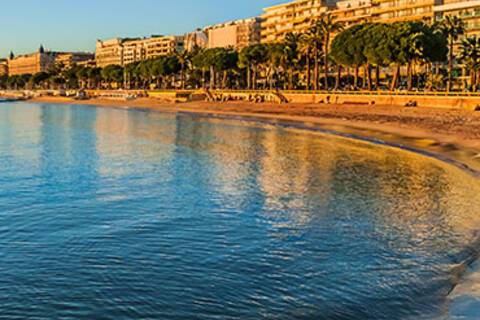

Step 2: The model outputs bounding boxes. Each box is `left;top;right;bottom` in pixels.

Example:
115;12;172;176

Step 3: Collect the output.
4;89;480;110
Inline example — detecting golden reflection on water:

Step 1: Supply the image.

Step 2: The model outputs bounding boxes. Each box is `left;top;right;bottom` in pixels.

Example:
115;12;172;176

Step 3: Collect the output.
4;105;480;243
2;104;480;319
90;110;480;244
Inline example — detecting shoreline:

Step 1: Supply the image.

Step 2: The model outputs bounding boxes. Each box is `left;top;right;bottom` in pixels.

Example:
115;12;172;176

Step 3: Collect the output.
27;96;480;173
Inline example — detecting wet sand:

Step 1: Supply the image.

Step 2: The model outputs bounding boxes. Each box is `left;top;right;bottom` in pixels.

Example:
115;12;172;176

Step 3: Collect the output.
28;96;480;172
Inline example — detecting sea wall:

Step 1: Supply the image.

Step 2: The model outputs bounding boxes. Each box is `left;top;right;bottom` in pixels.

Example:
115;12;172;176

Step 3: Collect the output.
201;90;480;110
2;89;480;110
281;93;480;110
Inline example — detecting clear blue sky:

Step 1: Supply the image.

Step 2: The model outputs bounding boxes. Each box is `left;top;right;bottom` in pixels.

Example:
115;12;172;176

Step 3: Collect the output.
0;0;285;57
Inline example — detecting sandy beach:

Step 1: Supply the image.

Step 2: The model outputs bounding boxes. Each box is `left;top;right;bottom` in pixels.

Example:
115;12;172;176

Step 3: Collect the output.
28;96;480;172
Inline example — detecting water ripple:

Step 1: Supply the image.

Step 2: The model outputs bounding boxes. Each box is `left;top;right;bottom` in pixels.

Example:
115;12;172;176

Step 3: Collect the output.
0;103;479;319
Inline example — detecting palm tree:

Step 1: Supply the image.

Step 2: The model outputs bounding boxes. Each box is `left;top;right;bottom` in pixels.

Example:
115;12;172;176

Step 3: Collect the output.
175;49;190;89
239;44;268;90
459;36;480;92
307;22;324;91
406;31;425;91
267;44;286;89
438;16;465;92
283;33;301;89
299;32;315;90
313;13;344;90
191;48;208;88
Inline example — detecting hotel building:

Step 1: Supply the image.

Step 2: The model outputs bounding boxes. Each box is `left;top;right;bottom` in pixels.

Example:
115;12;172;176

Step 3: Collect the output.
332;0;373;27
6;47;95;76
261;0;337;43
434;1;480;37
8;51;57;76
259;0;480;41
95;35;184;68
0;59;8;77
144;36;184;59
95;38;126;67
205;17;262;49
55;52;95;69
371;0;437;23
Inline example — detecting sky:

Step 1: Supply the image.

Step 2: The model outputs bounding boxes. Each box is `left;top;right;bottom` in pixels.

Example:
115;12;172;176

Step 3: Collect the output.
0;0;285;57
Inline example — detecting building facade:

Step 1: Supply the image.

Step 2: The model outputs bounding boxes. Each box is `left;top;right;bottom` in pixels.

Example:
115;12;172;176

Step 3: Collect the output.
371;0;437;23
143;35;185;59
332;0;373;27
206;18;261;49
261;0;337;43
95;38;126;68
96;35;184;67
8;51;57;76
55;52;95;69
434;0;480;37
0;59;8;77
259;0;480;43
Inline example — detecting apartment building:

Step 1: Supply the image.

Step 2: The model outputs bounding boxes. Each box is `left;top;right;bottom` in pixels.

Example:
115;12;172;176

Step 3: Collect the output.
371;0;437;23
95;38;126;68
261;0;337;43
332;0;373;27
55;52;95;69
122;38;147;65
434;0;480;37
96;36;184;67
205;18;262;49
260;0;480;41
143;35;184;59
0;59;7;77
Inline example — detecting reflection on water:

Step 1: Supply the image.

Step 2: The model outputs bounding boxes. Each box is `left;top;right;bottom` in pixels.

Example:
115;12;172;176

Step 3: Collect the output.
1;103;480;320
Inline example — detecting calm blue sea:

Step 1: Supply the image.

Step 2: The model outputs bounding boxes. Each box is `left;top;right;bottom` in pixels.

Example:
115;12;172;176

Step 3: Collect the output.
1;103;480;319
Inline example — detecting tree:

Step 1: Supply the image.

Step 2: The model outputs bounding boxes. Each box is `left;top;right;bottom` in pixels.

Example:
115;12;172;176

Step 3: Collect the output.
459;36;480;91
101;65;123;88
438;16;465;92
150;58;166;88
124;62;140;89
202;48;237;89
214;48;238;89
87;68;102;89
331;24;367;89
164;55;181;88
76;66;90;89
299;32;316;90
283;33;301;90
382;22;431;90
362;23;391;90
313;13;344;90
0;75;8;89
31;72;50;89
191;48;209;88
239;44;268;89
136;59;154;88
266;43;286;89
175;49;190;89
307;20;325;90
